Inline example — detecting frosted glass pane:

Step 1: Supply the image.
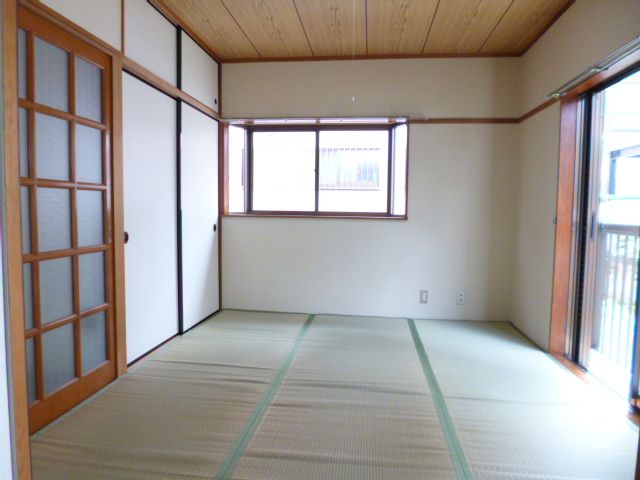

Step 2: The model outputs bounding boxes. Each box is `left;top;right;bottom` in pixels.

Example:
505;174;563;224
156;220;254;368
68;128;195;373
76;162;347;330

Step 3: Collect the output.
75;57;103;122
79;252;105;311
35;37;69;111
21;187;31;254
43;323;76;395
23;263;34;330
35;113;70;181
37;187;71;252
19;108;29;177
82;311;107;374
39;257;73;324
26;338;36;404
77;190;104;247
76;125;103;184
18;29;27;99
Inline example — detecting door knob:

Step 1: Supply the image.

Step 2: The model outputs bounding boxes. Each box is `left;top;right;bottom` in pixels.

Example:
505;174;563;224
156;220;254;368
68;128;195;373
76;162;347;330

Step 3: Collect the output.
124;231;129;244
213;224;217;232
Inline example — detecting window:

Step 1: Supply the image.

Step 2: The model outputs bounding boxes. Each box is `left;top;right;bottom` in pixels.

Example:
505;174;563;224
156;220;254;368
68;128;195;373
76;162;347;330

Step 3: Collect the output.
318;130;388;213
227;123;408;217
253;131;316;211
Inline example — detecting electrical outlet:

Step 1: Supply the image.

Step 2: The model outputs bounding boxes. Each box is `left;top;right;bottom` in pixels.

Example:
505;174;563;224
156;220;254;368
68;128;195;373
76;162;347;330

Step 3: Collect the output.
456;291;465;305
420;290;428;304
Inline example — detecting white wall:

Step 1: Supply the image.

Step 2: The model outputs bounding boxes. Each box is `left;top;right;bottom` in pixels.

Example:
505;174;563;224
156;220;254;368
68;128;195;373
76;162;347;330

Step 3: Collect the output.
510;0;640;349
223;127;518;319
222;58;521;321
511;104;561;350
222;58;520;320
223;58;520;119
520;0;640;113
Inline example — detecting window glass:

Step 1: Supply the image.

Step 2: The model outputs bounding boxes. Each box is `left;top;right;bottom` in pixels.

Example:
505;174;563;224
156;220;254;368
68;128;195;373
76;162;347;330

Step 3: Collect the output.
392;124;408;216
230;123;409;217
252;131;316;212
318;130;389;213
228;126;246;213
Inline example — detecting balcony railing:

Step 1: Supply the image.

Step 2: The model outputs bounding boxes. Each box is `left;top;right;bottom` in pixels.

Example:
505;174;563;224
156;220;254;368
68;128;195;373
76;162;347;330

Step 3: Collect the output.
591;223;640;392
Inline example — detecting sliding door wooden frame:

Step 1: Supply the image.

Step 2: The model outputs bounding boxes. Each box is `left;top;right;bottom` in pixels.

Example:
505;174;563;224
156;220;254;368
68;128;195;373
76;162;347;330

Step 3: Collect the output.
549;51;640;356
2;0;32;476
17;7;118;433
549;95;579;355
111;55;126;377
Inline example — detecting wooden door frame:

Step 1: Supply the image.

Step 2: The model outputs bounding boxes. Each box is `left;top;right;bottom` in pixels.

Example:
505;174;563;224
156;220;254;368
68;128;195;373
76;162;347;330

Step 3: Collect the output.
17;7;120;433
2;1;128;476
2;0;32;477
549;50;640;357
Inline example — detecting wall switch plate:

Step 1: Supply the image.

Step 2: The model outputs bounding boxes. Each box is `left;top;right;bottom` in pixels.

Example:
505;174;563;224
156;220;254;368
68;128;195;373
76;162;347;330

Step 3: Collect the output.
420;290;428;304
456;291;465;305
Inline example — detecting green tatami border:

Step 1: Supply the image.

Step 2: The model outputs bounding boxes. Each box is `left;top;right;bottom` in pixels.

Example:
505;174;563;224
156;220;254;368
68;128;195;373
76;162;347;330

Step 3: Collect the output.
407;318;474;480
213;314;315;480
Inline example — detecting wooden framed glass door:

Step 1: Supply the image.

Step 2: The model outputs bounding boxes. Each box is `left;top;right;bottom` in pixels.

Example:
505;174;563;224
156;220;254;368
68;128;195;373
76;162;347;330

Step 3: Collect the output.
17;9;116;433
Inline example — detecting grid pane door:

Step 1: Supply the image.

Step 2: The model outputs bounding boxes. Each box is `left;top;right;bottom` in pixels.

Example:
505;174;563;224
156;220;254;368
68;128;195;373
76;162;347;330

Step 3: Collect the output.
18;10;115;433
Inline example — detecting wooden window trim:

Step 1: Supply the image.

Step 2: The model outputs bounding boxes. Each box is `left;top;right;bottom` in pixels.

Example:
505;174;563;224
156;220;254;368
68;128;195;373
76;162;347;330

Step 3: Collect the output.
228;123;409;219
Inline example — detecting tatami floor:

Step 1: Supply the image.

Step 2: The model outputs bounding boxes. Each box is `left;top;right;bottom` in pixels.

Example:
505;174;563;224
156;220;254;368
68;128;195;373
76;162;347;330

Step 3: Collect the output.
31;310;638;479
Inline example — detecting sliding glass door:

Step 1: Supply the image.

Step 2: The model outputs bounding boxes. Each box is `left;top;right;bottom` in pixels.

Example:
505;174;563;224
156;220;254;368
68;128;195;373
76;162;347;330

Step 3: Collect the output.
18;9;116;432
575;68;640;402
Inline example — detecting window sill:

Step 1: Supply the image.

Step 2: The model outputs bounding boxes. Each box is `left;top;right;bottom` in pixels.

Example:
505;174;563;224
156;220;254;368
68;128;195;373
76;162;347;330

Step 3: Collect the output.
223;212;408;221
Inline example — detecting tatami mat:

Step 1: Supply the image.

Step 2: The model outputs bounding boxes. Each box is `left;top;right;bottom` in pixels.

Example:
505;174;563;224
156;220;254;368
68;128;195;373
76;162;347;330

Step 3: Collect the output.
30;312;638;479
229;315;459;480
413;321;589;404
414;320;638;479
30;310;308;480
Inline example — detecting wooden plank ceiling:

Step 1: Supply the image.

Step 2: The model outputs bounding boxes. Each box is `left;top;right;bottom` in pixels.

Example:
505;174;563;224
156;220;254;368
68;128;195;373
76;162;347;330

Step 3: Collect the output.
157;0;574;62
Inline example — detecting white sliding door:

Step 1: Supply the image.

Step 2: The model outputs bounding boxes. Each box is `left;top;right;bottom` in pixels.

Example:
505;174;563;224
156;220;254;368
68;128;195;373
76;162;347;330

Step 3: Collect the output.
180;103;219;331
124;0;177;85
180;31;219;111
42;0;121;49
123;73;178;362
